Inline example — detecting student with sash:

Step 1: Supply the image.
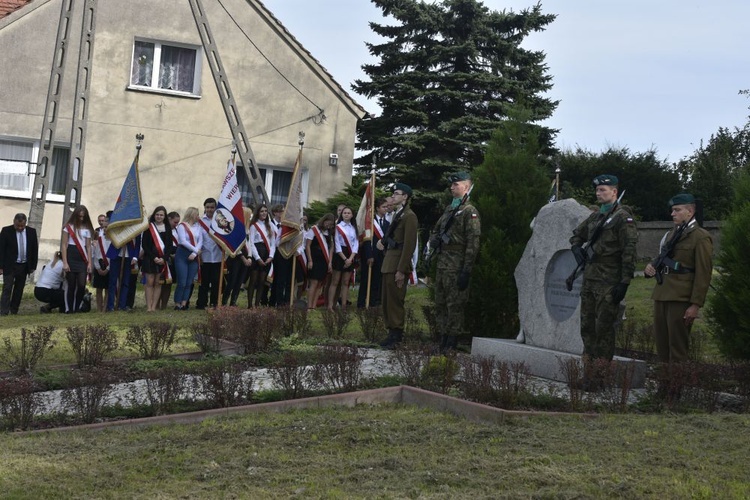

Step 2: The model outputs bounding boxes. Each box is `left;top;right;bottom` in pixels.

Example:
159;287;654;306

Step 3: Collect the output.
197;198;222;309
357;197;389;308
106;233;140;312
222;206;253;307
305;213;334;310
61;205;94;313
35;250;65;313
247;205;275;307
174;207;202;311
91;212;111;312
327;206;359;311
157;211;181;310
142;206;174;312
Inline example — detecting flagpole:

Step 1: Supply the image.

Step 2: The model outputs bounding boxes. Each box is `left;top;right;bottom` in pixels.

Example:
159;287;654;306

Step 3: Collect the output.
290;255;297;309
218;249;226;307
555;165;561;201
365;162;376;308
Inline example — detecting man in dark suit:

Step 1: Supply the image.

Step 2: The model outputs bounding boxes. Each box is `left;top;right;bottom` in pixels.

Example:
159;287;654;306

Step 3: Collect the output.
358;197;389;308
0;213;39;315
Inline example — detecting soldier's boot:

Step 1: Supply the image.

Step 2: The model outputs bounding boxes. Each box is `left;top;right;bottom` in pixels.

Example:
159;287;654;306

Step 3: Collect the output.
380;329;403;349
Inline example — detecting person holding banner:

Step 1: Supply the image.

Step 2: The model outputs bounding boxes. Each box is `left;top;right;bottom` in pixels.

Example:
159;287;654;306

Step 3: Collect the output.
142;206;174;312
174;207;203;311
328;206;359;311
358;197;389;308
305;213;335;310
61;205;94;313
247;205;275;307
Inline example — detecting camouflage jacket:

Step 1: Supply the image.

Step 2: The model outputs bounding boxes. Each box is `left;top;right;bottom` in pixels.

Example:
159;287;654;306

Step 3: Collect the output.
431;200;481;272
570;205;638;285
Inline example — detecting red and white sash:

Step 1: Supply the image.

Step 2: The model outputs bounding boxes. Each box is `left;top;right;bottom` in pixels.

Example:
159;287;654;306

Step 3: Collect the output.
66;224;89;264
373;219;384;240
149;223;172;283
253;222;272;256
336;225;353;258
311;226;331;264
97;231;109;268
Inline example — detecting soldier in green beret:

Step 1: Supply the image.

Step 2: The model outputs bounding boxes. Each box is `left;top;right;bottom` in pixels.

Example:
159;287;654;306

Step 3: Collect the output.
377;183;419;348
644;193;713;364
570;174;638;369
429;171;481;351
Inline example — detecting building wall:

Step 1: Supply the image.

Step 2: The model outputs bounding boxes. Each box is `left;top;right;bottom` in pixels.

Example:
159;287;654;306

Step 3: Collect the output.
0;0;364;258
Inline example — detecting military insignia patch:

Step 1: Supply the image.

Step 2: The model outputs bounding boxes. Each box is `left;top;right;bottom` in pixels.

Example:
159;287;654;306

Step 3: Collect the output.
471;213;478;219
626;217;634;223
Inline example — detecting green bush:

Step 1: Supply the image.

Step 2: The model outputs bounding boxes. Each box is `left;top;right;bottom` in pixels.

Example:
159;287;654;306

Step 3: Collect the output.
708;173;750;359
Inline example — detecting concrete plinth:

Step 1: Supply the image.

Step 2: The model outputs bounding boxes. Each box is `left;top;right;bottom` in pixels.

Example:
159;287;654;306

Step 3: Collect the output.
471;337;647;388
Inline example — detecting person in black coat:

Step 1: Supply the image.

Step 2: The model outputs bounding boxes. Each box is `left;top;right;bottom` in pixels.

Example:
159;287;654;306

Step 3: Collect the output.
0;213;39;315
358;198;389;308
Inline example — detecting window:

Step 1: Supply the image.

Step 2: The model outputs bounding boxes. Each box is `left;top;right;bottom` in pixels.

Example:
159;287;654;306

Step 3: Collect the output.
129;40;201;96
236;165;309;209
0;138;70;200
0;139;33;197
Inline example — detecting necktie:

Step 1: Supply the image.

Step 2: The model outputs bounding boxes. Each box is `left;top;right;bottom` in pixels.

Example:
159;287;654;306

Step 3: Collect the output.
17;231;25;263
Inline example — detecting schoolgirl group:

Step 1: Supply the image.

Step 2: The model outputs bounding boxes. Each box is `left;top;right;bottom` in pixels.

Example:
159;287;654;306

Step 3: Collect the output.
37;196;393;314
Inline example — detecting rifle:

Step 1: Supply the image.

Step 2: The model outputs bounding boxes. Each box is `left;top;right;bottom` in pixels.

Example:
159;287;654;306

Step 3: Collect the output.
647;221;689;285
423;184;474;267
565;190;625;291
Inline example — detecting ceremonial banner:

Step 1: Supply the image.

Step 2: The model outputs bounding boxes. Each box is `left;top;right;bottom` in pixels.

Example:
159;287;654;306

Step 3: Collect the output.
107;157;149;248
356;172;375;242
208;159;247;256
277;147;305;259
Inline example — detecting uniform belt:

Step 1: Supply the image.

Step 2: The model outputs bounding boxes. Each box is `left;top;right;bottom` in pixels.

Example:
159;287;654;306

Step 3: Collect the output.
442;244;463;251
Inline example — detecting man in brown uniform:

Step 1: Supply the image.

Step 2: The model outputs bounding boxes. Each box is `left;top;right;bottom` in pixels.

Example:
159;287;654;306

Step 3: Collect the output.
645;193;713;363
377;183;418;348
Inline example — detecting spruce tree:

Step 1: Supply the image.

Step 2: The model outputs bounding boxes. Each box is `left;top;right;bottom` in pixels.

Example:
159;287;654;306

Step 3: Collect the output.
354;0;557;226
465;110;549;338
707;172;750;359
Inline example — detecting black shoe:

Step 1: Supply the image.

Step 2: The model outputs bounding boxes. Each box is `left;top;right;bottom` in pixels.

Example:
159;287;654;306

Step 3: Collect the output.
379;329;403;349
40;306;51;314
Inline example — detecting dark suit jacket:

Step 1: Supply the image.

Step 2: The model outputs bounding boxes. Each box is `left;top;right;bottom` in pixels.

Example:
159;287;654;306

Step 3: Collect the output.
0;225;39;273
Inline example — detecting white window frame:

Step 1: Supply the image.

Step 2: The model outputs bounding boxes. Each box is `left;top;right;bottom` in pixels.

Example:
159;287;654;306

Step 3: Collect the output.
0;137;69;202
263;166;310;208
127;38;202;98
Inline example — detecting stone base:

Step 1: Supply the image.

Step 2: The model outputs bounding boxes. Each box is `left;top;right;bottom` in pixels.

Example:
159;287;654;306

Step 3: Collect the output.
471;337;647;388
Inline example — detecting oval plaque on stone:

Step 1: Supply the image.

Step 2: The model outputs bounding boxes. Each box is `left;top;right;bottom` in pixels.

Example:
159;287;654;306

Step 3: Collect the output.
544;249;582;322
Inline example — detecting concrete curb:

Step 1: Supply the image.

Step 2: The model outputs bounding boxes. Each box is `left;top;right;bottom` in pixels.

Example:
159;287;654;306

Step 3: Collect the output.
23;385;596;434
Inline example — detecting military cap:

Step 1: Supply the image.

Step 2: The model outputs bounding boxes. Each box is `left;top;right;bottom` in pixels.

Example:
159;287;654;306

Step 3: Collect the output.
449;171;471;183
592;174;618;187
669;193;696;207
393;182;412;196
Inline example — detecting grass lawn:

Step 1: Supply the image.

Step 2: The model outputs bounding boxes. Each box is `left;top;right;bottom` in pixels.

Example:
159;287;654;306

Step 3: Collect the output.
1;405;748;498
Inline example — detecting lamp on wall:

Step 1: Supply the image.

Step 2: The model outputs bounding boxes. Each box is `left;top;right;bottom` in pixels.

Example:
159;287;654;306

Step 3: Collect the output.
329;153;338;167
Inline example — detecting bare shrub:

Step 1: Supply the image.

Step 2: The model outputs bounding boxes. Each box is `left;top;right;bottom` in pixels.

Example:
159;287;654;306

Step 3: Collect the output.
420;352;460;394
268;352;317;399
125;321;178;360
61;367;120;424
193;357;253;408
66;324;119;368
133;360;190;415
0;376;46;430
208;307;280;354
320;309;351;339
190;321;222;354
279;307;311;338
311;344;364;392
389;342;433;386
355;307;384;344
0;325;56;374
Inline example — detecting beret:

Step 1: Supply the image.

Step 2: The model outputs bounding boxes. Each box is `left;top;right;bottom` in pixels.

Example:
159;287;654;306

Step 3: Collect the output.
449;171;471;183
669;193;696;207
394;182;412;196
592;174;618;187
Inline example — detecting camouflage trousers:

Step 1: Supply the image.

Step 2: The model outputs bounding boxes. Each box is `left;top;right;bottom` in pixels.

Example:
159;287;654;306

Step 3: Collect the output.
579;281;619;361
434;268;469;337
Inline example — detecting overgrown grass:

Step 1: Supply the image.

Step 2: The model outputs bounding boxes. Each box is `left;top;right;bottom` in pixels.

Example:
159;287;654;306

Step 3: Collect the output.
0;405;748;498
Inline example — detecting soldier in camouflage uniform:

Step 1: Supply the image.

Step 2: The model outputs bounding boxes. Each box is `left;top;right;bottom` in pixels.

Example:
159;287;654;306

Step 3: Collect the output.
570;174;638;363
430;172;481;351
